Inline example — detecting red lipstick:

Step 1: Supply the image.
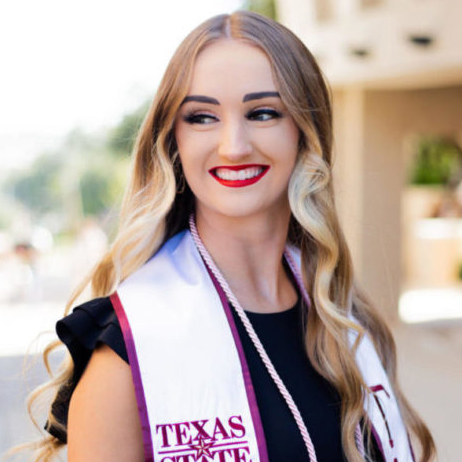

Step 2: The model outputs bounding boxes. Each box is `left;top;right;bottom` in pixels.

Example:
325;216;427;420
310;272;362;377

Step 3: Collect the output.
209;164;270;188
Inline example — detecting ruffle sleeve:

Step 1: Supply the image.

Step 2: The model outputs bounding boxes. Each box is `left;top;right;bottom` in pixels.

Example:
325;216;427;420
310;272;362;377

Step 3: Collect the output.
46;296;128;443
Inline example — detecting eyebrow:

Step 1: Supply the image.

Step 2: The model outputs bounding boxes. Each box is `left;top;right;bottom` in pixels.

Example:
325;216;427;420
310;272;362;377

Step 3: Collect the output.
243;91;280;102
181;95;219;106
180;91;280;106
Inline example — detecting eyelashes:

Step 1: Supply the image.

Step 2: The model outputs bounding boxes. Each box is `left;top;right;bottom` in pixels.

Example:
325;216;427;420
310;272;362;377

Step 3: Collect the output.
247;108;282;122
182;113;217;124
182;108;282;125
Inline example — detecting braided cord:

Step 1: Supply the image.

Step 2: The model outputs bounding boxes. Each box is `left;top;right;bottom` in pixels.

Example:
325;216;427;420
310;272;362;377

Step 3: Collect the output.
355;423;366;458
189;216;318;462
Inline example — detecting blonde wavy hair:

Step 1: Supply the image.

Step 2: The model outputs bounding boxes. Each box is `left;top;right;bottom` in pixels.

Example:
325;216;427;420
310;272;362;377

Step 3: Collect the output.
22;10;435;462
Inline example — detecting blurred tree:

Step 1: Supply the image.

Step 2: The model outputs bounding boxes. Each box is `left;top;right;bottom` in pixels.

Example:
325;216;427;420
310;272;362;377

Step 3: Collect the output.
107;101;150;156
244;0;277;20
4;100;148;233
79;154;129;217
80;167;115;216
7;153;64;217
65;127;100;153
0;192;23;230
408;136;462;186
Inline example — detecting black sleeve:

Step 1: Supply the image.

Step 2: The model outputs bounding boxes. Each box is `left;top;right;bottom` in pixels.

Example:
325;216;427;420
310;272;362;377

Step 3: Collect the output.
46;297;128;443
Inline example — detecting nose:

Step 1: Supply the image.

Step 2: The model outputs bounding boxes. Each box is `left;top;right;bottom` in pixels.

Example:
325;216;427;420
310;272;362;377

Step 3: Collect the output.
217;118;252;160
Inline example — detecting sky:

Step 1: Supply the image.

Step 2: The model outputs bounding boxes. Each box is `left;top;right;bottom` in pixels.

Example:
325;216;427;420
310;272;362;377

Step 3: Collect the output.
0;0;243;172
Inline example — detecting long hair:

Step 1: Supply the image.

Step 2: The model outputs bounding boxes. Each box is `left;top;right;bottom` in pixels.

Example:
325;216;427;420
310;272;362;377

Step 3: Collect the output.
24;11;435;462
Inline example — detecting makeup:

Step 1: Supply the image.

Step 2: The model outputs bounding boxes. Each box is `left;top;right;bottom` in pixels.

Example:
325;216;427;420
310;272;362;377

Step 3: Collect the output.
209;164;270;187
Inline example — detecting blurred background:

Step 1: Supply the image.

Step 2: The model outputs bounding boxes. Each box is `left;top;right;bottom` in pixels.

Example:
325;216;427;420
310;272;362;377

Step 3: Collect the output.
1;0;461;461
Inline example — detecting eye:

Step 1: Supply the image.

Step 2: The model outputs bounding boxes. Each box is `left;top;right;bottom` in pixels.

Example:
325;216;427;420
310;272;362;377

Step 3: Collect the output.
247;108;282;122
182;112;218;125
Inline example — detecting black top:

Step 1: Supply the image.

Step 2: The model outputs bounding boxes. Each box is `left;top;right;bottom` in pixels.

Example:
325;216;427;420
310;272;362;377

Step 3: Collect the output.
49;297;383;462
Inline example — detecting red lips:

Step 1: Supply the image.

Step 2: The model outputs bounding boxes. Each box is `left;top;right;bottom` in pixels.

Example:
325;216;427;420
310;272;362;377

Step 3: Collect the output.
209;164;270;188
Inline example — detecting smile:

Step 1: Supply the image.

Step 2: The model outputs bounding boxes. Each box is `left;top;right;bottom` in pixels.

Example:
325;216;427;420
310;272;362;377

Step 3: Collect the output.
209;164;270;187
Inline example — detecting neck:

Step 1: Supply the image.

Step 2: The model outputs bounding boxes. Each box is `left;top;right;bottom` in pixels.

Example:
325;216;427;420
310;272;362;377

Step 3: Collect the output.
194;208;297;313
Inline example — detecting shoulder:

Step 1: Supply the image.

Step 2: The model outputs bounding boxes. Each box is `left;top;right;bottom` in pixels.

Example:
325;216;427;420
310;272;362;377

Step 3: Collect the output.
68;344;144;462
48;297;130;443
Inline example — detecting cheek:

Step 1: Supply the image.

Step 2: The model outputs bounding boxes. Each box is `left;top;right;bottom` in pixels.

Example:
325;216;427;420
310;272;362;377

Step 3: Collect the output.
176;134;199;175
175;125;192;158
281;122;300;163
175;129;211;190
256;123;299;163
175;128;213;165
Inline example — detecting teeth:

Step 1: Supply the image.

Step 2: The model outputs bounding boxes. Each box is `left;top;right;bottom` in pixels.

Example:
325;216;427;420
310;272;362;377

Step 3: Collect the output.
215;166;263;181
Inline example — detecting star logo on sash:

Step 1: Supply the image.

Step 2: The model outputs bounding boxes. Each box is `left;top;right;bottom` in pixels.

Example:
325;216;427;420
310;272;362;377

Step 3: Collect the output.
188;435;215;460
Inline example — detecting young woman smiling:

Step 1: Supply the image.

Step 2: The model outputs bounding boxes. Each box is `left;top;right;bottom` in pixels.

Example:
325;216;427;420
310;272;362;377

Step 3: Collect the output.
26;11;435;462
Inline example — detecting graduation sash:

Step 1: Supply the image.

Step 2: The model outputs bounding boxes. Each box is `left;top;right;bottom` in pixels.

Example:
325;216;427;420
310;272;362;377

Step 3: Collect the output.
111;229;414;462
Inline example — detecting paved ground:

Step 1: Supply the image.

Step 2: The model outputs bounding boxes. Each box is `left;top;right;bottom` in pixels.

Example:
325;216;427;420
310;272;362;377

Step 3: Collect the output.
0;306;460;461
0;352;68;462
394;320;462;462
0;302;66;462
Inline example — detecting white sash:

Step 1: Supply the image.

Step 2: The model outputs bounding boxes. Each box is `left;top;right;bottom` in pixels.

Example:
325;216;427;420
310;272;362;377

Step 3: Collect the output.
112;229;414;462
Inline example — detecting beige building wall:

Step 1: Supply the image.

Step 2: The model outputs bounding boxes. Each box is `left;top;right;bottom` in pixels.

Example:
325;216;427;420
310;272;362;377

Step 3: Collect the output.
277;0;462;90
333;86;462;318
275;0;462;318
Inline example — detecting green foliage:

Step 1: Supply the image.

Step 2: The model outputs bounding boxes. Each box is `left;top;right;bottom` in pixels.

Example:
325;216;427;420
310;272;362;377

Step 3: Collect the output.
65;127;100;153
7;154;64;216
79;168;113;216
243;0;277;20
0;192;21;229
458;261;462;280
4;100;147;231
408;136;462;186
79;155;129;216
107;101;150;156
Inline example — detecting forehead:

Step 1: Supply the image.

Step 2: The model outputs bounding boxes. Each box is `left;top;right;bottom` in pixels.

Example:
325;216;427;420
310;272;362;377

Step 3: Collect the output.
187;40;277;97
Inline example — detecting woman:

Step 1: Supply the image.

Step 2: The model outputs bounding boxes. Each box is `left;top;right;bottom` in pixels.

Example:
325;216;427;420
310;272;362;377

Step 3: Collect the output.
31;11;435;462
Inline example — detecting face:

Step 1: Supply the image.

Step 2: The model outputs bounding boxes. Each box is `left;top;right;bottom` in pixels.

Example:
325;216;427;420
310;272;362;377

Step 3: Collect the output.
174;40;300;224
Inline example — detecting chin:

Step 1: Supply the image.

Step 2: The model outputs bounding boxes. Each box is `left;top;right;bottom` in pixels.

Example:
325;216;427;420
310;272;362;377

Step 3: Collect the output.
198;199;287;223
